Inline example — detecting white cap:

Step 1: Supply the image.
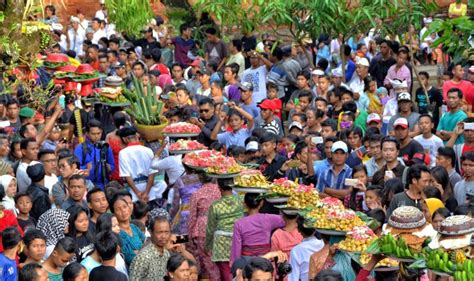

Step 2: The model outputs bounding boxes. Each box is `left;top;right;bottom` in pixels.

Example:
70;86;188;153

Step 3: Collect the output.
390;79;408;89
331;141;348;153
423;17;433;24
311;69;325;76
356;57;370;67
331;67;343;78
289;121;303;131
394;117;409;129
367;113;381;124
70;16;80;23
99;0;105;4
245;141;260;152
51;23;63;31
398;92;411;102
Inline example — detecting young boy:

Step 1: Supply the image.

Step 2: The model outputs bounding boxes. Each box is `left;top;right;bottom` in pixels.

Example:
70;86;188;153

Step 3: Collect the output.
87;188;109;232
90;231;127;281
255;99;283;137
413;114;444;167
42;237;76;280
239;82;260;120
0;227;22;280
266;82;282;120
454;151;474;206
414;71;443;128
15;193;36;232
21;229;47;267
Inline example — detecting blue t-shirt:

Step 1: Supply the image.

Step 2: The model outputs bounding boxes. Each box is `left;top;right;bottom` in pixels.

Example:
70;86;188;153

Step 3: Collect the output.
0;253;17;281
437;110;467;144
241;103;260;120
217;128;252;148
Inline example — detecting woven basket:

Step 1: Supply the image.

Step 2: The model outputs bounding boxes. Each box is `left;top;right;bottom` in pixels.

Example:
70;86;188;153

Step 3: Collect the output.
136;117;168;142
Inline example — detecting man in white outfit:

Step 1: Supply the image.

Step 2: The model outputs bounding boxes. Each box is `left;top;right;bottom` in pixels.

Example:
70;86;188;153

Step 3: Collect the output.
118;127;166;202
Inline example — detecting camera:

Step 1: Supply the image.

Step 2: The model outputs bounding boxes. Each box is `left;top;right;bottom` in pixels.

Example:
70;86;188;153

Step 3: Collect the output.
277;261;292;276
96;141;109;149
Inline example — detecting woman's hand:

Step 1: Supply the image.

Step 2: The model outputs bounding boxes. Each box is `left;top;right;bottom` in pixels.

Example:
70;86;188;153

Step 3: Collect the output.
355;180;367;192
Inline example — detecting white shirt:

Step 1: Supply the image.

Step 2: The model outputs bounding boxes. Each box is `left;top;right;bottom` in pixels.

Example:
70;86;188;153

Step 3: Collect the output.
382;97;398;123
92;29;107;44
44;174;59;196
289;237;324;281
151;155;185;185
227;52;246;76
241;65;268;103
414;134;444;167
68;28;85;57
95;10;106;21
79;19;89;34
17;160;40;193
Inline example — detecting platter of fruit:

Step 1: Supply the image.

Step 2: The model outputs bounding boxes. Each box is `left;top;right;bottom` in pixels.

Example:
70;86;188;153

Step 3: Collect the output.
163;122;201;137
169;140;207;154
351;252;399;271
338;225;377;253
232;170;270;193
264;178;298;203
286;183;319;209
205;156;242;178
274;205;301;215
183;150;223;170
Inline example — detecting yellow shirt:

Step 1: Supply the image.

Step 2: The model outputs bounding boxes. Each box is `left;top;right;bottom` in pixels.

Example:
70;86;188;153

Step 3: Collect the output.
449;3;467;17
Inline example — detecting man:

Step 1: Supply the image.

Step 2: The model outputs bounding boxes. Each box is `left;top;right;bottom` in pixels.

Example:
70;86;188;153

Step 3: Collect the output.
148;48;170;75
204;27;228;71
316;141;352;199
414;71;443;128
90;18;106;45
26;163;51;221
129;217;194;281
6;99;21;131
372;136;407;186
313;136;337;179
186;59;203;96
97;54;109;86
68;16;85;58
453;151;474;205
447;117;474;169
196;67;212;100
348;57;370;108
393;117;424;166
19;263;50;281
241;51;268;103
366;113;382;130
254;99;283;137
134;27;161;51
171;23;195;66
87;187;108;230
227;39;245;76
320;119;338;140
223;63;241;101
87;44;100;70
191;98;218;147
38;149;58;196
0;227;22;280
437;88;467;144
0;135;9;162
90;231;127;281
17;138;40;192
369;39;396;87
436;147;463;188
118;126;165;202
442;63;473;102
388;93;420;137
280;46;302;99
62;174;88;210
386;164;431;218
384;49;412;95
414;114;444;167
74;119;115;189
365;134;384;178
257;133;286;182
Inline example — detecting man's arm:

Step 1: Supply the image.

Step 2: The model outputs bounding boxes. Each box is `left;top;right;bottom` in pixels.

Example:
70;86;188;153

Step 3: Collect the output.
324;188;351;200
37;104;63;146
447;123;463;147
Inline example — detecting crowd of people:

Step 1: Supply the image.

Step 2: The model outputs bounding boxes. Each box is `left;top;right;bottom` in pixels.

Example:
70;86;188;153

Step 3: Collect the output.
0;0;473;281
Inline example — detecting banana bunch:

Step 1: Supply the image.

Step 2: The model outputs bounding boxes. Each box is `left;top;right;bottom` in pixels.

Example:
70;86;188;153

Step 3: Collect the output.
426;248;456;274
378;233;421;259
453;259;474;281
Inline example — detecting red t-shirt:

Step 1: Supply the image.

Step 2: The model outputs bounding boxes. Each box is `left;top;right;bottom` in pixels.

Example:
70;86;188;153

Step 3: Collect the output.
442;80;473;103
462;144;474;155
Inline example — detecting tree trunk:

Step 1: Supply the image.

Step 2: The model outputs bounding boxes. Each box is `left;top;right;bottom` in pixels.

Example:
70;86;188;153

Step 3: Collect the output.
340;38;347;82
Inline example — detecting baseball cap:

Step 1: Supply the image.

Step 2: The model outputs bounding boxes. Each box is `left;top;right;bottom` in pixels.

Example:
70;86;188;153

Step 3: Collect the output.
311;69;325;76
190;59;202;67
113;61;126;68
248;51;259;58
238;82;253;92
196;67;212;76
142;27;153;33
397;92;411;102
393;117;409;129
258;99;277;111
331;141;348;153
331;68;343;78
366;113;381;124
356;57;370;67
245;141;260;153
289;121;303;131
19;107;36;118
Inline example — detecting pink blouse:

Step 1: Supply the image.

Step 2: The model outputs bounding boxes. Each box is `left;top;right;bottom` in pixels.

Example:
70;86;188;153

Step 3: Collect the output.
271;228;304;258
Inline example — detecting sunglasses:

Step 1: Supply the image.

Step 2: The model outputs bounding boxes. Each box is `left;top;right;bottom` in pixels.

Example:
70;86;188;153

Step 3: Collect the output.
200;109;209;113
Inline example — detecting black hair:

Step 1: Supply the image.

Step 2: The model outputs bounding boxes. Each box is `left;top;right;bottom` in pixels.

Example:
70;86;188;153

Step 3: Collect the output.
430;166;452;196
342;101;358;114
96;213;115;233
437;147;456;167
14;192;31;204
179;23;190;34
252;128;267;140
363;76;376;93
113;111;127;129
243;257;274;280
461;151;474;163
317;58;329;71
418;113;433;123
367;208;386;228
133;200;149;220
292;141;308;160
87;44;99;51
260;132;278;144
298;90;313;102
58;154;80;169
314;97;328;106
0;183;4;201
62;262;86;281
454;204;474;216
324;136;338;144
328;89;341;101
340;88;354;99
423;186;442;200
224;63;240;77
297;215;316;237
346;127;363;140
167;254;189;275
231;39;242;52
147;215;170;233
45;4;56;15
315;269;343;281
419;71;429;80
86;187;105;203
20;263;43;281
86;119;102;132
68;174;86;187
20;137;37;150
9;139;21;161
209;142;224;152
108;37;120;46
217;178;233;191
343;45;352;57
198;97;215;107
38;149;55;160
381;136;400;150
6;98;19;107
382;178;404;207
447;87;463;99
151;48;162;62
23;229;46;248
109;194;130;215
67;205;93;243
95;231;118;261
205;27;217;35
407;164;430;186
19;124;34;138
321;119;337;131
432;207;450;221
244;192;262;209
55;237;77;254
266;81;278;91
272;47;284;60
296;70;311;80
228;146;246;158
1;226;21;249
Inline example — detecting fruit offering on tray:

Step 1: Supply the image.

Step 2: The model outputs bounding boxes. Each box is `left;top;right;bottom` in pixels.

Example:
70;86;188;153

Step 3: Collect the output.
183;150;224;168
269;178;298;196
163;122;201;134
287;183;319;209
169;140;206;151
206;157;242;175
338;226;377;253
234;170;270;188
357;253;399;268
98;87;129;104
305;197;364;232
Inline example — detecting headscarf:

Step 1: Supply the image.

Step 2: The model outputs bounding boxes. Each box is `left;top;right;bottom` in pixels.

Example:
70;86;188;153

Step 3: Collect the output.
36;208;70;246
424;198;445;217
157;74;173;89
0;175;16;214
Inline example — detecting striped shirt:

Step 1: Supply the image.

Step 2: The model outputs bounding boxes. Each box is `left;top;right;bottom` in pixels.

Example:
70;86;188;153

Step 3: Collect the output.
316;164;353;192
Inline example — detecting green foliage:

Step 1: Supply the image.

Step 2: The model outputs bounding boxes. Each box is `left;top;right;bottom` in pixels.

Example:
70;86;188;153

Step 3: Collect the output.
123;78;164;125
105;0;154;37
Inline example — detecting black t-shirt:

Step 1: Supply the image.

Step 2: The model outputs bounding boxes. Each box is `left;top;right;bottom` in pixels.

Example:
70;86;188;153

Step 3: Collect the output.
399;139;424;166
386;191;422;219
415;86;443;128
18;216;36;233
75;235;94;263
90;265;127;281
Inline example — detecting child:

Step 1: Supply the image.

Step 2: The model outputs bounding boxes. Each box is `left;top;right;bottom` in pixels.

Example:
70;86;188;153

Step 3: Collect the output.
188;259;199;281
256;99;284;137
68;206;95;263
42;237;77;280
41;125;62;151
21;229;47;267
413;114;444;167
228;146;247;164
1;175;17;214
291;113;306;127
0;227;22;280
266;82;282;120
431;207;450;231
211;104;254;148
365;77;382;115
289;91;312;122
365;185;384;211
90;231;128;281
344;166;369;212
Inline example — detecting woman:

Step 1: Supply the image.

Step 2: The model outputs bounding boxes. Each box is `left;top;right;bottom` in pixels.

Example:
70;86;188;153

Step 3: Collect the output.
431;207;450;231
0;175;17;214
279;135;301;159
343;165;369;212
271;213;303;258
67;206;95;262
170;172;202;235
188;173;221;281
230;193;285;264
0;186;23;252
62;262;88;281
305;108;325;133
431;166;458;213
279;141;315;185
7;139;21;164
43;5;59;25
166;254;190;281
111;194;145;266
36;208;70;259
106;112;127;182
